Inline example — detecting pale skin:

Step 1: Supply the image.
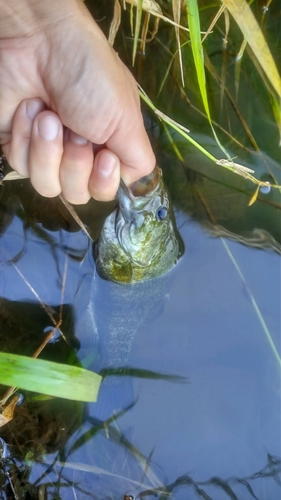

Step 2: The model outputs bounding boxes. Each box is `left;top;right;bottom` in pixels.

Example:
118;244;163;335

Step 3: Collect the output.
0;0;155;204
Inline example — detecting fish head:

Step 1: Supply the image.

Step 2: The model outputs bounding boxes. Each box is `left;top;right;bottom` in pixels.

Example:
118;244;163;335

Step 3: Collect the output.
95;166;183;283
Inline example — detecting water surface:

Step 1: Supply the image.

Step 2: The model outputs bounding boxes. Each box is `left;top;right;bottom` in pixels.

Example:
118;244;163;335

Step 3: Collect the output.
0;160;280;498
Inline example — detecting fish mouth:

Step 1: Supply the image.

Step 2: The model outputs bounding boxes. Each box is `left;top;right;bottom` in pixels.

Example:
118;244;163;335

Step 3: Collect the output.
115;166;167;267
117;166;162;222
117;166;160;199
129;166;161;197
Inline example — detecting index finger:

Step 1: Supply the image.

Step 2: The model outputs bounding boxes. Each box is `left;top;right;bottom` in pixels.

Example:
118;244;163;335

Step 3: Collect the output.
106;115;156;186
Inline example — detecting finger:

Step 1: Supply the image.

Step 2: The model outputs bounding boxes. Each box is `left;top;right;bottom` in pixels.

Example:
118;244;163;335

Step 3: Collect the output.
107;120;156;186
104;69;155;185
29;111;63;197
60;129;93;204
8;98;45;176
88;149;120;202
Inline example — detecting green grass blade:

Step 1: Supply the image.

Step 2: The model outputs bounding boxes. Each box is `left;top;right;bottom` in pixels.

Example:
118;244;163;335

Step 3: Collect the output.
185;0;230;158
222;0;281;97
139;85;217;161
220;8;230;109
269;93;281;145
158;40;190;97
172;0;184;86
244;43;281;141
139;86;281;189
234;38;247;99
186;0;209;118
132;0;144;65
163;123;184;161
0;353;101;402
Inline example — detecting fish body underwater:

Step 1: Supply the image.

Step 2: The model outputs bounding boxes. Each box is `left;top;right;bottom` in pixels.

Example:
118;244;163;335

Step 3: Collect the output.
75;167;183;416
94;166;183;284
75;267;175;418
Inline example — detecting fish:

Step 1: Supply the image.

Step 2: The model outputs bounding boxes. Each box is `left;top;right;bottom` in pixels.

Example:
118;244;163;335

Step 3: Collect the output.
94;166;183;284
74;168;183;417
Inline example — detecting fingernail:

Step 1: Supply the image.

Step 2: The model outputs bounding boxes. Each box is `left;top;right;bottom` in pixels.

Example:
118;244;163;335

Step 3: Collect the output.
37;115;60;141
26;99;44;120
68;130;88;145
97;152;116;178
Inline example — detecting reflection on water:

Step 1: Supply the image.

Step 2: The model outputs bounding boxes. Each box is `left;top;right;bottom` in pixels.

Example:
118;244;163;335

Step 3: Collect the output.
0;159;280;498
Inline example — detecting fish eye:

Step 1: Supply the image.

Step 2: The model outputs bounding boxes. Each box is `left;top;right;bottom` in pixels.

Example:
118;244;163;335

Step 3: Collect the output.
157;206;168;221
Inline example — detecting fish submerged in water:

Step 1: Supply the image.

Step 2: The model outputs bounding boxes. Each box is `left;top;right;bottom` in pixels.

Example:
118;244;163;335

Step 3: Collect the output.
75;167;183;419
95;166;183;283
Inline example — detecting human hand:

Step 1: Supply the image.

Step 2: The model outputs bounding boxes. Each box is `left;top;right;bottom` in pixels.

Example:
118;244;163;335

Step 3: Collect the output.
0;0;155;204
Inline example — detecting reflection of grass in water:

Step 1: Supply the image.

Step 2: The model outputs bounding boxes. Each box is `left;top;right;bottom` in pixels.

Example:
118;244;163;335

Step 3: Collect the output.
2;432;279;498
138;453;281;499
0;402;164;497
221;238;281;368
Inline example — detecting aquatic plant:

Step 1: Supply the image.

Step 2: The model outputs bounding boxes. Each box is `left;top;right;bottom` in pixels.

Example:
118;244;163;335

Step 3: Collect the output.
106;0;281;192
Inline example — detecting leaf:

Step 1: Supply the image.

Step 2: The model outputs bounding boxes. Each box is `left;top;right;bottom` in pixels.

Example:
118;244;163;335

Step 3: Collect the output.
59;195;93;241
269;92;281;145
234;37;247;99
139;85;217;162
3;171;28;181
126;0;162;15
202;4;226;44
132;0;144;65
172;0;184;86
0;353;101;402
216;159;255;175
222;0;281;97
185;0;230;158
248;185;260;206
108;0;122;46
220;8;230;108
186;0;208;119
245;43;281;140
139;86;281;190
0;395;20;428
126;0;190;39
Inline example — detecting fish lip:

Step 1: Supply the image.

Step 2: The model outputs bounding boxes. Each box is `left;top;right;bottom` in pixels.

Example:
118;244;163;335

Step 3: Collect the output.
117;180;135;223
117;168;162;223
117;166;161;201
129;166;161;197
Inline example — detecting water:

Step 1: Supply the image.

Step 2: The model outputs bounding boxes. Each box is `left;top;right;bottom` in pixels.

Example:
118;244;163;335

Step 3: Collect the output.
0;1;280;492
0;163;280;498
